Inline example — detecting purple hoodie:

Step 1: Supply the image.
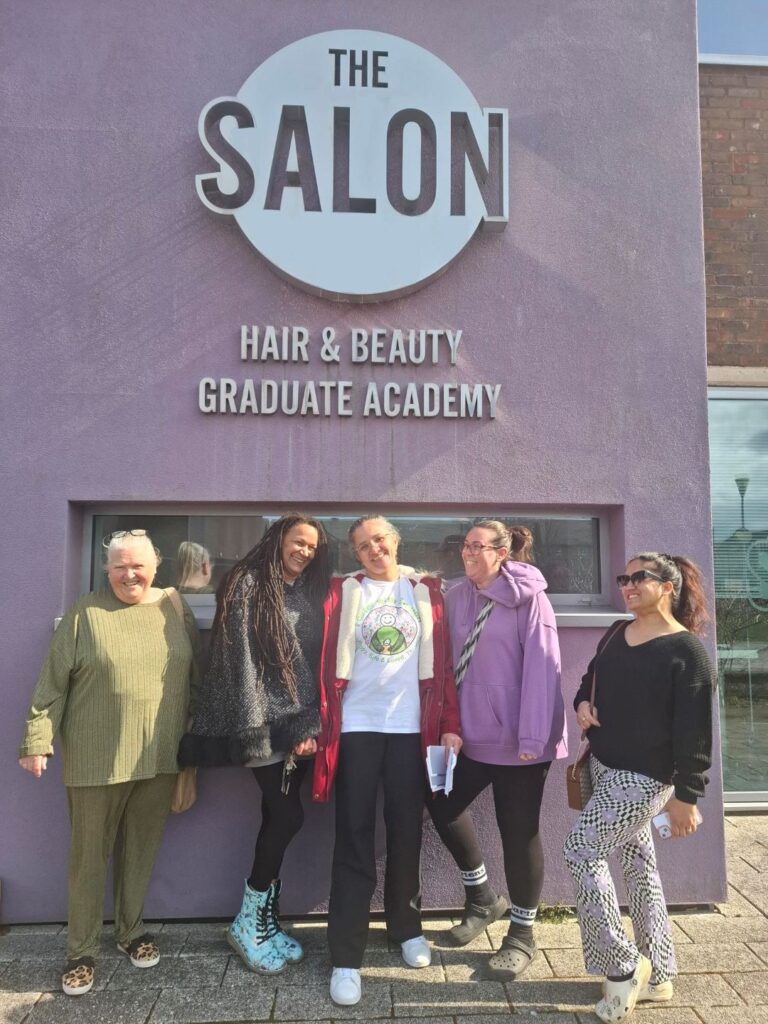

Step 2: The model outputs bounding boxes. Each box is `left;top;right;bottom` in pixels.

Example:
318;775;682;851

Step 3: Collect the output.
445;561;568;765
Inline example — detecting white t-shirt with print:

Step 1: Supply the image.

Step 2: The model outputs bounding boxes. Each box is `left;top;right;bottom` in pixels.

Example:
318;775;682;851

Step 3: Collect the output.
341;576;422;733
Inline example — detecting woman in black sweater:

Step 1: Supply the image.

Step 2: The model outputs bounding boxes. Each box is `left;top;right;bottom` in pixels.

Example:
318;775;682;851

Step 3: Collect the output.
563;553;713;1023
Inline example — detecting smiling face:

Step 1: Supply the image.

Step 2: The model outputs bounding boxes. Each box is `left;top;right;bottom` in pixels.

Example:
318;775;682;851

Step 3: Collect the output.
107;537;159;605
281;523;319;582
462;527;507;589
351;518;400;581
619;558;672;615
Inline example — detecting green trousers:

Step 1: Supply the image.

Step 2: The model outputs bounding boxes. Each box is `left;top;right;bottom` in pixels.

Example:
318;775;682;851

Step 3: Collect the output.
66;773;177;959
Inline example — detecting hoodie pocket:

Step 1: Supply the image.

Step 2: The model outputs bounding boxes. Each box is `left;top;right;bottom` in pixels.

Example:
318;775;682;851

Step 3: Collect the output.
461;682;519;744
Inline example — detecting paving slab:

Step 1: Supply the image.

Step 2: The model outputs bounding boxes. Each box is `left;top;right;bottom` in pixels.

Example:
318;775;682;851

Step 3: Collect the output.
362;950;446;984
0;926;63;936
392;979;509;1016
746;940;768;966
459;1016;577;1024
722;969;768;1003
543;948;588;978
0;934;66;961
280;922;328;954
699;1010;768;1024
148;985;276;1022
529;921;584;949
725;816;768;843
664;973;742;1006
441;948;553;983
106;955;227;991
674;941;766;972
24;990;158;1024
715;884;764;917
675;913;768;943
0;958;119;994
505;977;601;1013
222;955;325;988
622;1011;702;1024
729;840;768;872
0;991;42;1024
274;979;392;1019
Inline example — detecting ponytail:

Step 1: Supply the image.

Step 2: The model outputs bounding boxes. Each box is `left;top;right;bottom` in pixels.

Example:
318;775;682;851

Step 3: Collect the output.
632;551;709;634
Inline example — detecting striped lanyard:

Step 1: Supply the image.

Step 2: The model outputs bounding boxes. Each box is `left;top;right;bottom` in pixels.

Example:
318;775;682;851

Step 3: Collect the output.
454;598;494;689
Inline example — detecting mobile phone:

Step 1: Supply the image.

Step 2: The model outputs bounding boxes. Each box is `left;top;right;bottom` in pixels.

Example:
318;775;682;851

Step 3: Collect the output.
652;807;703;839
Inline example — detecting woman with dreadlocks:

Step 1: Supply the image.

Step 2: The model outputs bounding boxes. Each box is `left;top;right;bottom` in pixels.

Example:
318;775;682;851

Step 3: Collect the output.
179;513;331;975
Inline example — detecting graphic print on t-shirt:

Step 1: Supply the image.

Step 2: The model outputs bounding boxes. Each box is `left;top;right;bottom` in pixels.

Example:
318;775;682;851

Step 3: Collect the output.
359;602;419;662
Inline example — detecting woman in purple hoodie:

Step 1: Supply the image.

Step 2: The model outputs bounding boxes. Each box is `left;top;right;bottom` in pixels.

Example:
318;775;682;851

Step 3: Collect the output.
429;521;567;977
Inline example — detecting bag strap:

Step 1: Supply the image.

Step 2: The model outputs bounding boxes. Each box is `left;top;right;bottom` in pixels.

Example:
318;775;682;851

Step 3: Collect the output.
583;619;625;733
454;598;494;689
164;587;185;624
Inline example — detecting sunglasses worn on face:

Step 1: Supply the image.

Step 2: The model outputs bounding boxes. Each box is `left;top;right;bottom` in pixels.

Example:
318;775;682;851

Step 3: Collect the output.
616;569;664;588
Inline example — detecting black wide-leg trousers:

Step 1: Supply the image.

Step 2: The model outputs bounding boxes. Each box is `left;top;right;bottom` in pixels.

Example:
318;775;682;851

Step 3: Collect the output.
328;731;424;968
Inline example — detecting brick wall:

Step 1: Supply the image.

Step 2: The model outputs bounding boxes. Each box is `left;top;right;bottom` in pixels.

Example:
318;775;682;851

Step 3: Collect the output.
701;65;768;367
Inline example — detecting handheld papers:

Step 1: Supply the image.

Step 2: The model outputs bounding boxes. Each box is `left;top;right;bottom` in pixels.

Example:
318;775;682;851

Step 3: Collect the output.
426;745;457;795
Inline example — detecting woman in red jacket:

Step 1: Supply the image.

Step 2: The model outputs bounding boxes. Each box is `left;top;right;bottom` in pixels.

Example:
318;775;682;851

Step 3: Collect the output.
313;514;461;1008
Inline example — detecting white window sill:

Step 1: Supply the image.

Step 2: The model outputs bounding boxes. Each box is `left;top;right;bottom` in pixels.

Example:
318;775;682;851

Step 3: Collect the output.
554;609;631;627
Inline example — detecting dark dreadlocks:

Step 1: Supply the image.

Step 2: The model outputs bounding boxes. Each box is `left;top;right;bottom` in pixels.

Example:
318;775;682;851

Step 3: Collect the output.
213;513;331;701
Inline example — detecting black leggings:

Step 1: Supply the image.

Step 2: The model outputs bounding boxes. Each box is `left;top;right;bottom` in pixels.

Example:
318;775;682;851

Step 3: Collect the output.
248;759;308;890
427;753;550;911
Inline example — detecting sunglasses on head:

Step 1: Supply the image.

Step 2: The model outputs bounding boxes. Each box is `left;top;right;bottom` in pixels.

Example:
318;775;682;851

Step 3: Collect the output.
616;569;664;588
102;528;148;548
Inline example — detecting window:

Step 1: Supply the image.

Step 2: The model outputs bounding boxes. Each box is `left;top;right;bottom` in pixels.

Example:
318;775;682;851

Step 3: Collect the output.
710;389;768;802
89;509;606;614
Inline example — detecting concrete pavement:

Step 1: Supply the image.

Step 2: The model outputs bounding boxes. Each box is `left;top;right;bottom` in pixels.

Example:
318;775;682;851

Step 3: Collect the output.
2;813;767;1023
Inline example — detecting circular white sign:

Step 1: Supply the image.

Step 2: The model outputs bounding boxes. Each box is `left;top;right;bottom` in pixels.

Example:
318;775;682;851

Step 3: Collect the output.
197;30;507;301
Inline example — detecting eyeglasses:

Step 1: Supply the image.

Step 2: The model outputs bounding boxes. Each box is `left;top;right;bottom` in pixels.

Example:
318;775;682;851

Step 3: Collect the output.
102;529;148;548
355;532;394;555
616;570;664;588
462;542;501;555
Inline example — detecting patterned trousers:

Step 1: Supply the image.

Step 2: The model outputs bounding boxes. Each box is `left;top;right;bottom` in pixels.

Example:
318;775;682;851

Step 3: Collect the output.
563;757;676;982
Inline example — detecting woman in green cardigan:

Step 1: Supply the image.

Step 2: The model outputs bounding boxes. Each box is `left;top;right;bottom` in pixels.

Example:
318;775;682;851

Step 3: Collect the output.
18;530;199;997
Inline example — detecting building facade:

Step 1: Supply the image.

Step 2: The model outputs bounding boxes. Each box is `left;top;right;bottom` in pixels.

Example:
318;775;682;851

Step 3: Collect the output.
0;0;726;923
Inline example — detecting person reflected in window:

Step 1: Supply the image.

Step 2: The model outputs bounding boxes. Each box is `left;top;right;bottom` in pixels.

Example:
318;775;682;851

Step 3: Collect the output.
313;514;461;1008
564;553;713;1023
176;541;214;593
428;521;567;978
179;514;330;975
18;530;199;997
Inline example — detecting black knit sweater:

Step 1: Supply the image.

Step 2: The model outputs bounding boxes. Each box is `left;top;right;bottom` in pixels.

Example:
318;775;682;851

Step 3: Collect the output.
574;622;714;804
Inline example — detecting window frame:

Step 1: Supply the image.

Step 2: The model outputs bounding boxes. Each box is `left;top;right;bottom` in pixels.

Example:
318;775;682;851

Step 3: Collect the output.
83;504;617;628
709;386;768;808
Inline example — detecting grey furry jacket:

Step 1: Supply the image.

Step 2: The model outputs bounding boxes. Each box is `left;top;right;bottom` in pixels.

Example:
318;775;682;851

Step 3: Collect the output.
178;571;323;767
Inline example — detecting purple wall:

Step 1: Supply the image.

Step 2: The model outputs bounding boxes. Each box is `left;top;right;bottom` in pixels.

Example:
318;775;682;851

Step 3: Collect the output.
0;0;724;923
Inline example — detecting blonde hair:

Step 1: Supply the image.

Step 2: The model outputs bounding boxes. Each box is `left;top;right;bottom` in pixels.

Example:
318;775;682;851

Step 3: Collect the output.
176;541;209;587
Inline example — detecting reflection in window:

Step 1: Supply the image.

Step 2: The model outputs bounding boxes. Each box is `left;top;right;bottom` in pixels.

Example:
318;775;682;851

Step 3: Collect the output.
91;512;602;601
710;394;768;794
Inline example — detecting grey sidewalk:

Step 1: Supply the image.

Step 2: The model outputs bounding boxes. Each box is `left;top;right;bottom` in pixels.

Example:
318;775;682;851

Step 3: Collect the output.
2;814;767;1024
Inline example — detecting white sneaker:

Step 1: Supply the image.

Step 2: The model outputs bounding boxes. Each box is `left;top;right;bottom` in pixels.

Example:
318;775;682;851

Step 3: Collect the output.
330;967;361;1006
401;935;432;968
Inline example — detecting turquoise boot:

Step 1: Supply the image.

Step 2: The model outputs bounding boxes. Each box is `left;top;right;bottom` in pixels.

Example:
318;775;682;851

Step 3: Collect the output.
266;880;304;964
227;881;287;974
